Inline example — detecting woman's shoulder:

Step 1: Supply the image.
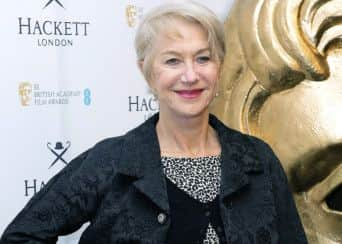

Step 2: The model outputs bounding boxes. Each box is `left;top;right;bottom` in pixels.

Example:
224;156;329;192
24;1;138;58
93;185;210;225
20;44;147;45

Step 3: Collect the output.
210;113;271;151
89;116;155;157
89;135;126;156
59;135;126;179
228;129;283;175
211;114;279;171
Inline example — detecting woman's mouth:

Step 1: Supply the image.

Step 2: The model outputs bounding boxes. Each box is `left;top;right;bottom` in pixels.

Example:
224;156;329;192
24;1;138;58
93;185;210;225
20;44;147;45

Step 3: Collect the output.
175;89;204;99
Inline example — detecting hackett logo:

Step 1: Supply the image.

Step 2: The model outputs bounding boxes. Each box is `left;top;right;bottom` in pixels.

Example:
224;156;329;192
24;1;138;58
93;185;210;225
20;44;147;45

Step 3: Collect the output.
128;95;159;120
17;1;91;47
128;95;159;112
18;18;89;36
24;179;45;197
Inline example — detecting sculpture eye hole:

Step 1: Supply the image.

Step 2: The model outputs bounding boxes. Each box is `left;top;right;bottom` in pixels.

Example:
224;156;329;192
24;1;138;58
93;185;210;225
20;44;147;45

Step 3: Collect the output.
325;184;342;212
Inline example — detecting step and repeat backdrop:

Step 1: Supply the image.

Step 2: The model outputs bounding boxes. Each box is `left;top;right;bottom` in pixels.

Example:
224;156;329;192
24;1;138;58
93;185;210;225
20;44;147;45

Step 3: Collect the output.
0;0;233;242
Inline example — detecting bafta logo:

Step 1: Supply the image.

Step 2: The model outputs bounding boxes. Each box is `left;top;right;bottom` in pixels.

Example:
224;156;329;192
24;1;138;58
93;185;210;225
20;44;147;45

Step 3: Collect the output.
126;5;142;28
18;82;32;106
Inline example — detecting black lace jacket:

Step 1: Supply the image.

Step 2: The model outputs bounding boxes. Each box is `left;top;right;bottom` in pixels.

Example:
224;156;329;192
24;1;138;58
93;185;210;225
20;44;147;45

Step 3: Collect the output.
1;114;308;244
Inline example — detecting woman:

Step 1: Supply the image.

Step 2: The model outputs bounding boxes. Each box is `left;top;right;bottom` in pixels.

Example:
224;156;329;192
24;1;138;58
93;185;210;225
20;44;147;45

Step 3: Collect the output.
1;2;307;243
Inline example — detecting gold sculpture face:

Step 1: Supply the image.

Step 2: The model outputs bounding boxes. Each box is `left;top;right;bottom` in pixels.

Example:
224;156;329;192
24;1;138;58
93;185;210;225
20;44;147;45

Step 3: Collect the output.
18;82;32;106
126;5;138;27
211;0;342;243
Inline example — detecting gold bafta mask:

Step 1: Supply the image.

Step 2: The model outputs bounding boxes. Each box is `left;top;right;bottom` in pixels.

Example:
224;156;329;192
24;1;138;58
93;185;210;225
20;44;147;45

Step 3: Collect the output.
126;5;138;28
18;82;32;106
211;0;342;243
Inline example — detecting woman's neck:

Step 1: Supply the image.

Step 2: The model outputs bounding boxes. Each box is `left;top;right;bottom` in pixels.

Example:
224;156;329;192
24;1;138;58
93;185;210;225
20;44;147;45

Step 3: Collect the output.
156;111;221;157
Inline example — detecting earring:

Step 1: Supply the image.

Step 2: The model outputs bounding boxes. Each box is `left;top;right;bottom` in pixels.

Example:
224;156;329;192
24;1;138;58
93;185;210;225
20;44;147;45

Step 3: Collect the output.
215;91;219;97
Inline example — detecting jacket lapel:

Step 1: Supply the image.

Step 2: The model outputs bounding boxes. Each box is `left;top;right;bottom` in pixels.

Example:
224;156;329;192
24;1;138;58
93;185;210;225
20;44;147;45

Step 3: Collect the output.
115;114;170;213
115;113;263;213
219;140;249;200
209;115;263;201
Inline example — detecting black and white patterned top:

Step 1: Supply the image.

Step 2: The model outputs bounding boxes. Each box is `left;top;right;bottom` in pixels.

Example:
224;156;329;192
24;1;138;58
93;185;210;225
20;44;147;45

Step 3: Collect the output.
161;155;221;244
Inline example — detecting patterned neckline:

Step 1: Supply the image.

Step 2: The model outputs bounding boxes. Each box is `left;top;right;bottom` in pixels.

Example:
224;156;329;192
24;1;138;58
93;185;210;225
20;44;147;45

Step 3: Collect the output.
161;154;221;160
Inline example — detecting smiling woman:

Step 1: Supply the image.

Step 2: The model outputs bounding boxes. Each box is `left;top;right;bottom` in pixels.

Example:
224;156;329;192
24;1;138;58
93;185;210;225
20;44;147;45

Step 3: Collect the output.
147;18;220;119
1;2;307;244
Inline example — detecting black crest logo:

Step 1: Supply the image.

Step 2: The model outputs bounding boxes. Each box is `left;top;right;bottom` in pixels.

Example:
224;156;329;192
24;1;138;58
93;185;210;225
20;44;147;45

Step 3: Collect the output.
47;141;71;168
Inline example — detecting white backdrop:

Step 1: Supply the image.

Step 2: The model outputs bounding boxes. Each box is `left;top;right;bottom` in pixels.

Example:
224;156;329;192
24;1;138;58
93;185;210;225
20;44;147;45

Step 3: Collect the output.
0;0;234;242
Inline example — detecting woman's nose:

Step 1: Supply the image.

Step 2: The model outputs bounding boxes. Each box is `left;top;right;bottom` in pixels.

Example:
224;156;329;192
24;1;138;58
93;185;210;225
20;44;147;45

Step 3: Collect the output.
181;63;198;83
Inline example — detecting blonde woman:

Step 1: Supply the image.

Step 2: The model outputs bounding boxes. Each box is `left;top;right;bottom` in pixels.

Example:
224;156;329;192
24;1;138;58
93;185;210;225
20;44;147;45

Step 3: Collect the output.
1;2;307;243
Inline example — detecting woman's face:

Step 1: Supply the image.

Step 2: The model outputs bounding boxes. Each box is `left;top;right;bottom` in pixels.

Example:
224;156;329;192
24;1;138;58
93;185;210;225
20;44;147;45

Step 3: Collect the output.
147;18;220;119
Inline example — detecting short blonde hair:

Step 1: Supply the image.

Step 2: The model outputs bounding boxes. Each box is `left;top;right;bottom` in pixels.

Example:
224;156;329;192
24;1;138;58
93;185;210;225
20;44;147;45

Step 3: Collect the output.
135;1;225;82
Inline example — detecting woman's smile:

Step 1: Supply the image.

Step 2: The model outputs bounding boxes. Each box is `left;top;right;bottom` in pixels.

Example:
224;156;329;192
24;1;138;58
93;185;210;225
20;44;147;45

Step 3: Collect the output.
175;89;205;99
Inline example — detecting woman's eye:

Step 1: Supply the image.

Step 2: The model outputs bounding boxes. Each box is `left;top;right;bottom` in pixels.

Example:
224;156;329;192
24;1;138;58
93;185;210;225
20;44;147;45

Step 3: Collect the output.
196;56;210;64
165;58;180;65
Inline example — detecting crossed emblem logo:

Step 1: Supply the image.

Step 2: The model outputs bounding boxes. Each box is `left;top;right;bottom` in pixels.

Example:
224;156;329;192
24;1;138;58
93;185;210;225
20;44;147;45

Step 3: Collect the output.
47;141;71;168
43;0;65;9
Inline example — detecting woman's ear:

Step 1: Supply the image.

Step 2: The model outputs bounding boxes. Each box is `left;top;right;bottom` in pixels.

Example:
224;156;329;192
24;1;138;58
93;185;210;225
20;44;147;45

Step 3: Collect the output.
138;59;151;86
138;60;144;73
